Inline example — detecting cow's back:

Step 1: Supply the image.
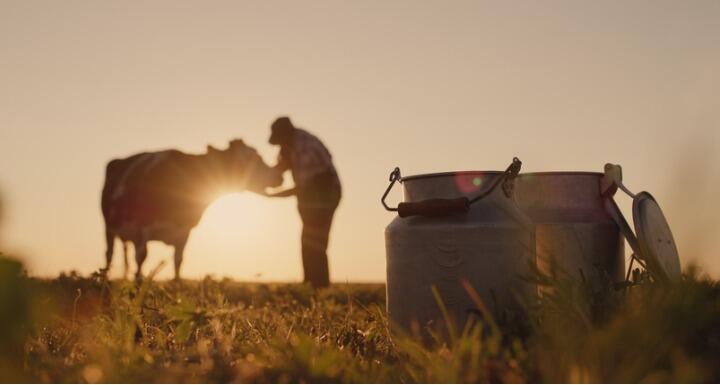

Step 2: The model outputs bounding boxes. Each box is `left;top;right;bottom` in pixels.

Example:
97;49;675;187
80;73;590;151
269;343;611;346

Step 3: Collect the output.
102;150;200;229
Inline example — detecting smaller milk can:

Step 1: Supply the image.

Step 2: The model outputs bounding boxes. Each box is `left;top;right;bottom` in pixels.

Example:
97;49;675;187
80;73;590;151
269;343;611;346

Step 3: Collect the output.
382;158;535;335
514;172;625;288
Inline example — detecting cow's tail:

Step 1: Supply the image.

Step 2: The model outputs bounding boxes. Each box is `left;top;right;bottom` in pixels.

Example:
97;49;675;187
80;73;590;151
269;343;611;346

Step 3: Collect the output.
101;159;122;220
102;159;122;272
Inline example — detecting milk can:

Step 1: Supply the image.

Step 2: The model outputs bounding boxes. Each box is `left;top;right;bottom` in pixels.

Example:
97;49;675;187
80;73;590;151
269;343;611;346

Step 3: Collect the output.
382;158;535;334
514;172;625;288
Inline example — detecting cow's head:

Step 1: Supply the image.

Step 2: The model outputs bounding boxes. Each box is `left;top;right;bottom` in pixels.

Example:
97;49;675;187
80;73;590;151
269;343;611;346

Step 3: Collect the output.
206;139;283;194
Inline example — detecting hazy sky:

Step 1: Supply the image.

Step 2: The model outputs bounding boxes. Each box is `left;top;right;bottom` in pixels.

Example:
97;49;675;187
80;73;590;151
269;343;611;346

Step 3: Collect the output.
1;0;719;281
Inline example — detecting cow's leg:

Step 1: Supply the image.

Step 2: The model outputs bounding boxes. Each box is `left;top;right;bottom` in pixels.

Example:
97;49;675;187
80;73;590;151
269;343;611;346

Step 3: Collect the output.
173;234;189;280
122;241;130;280
104;228;115;272
134;240;148;282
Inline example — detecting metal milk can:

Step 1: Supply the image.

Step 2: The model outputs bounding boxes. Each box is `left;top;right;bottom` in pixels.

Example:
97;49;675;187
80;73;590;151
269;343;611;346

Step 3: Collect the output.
514;172;625;287
382;158;535;334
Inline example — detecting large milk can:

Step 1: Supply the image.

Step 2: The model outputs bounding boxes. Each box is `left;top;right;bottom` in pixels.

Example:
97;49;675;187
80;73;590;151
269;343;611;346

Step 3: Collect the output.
382;158;535;334
514;172;625;287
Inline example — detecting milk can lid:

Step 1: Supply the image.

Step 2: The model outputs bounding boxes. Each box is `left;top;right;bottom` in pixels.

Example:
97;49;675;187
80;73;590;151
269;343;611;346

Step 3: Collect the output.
633;192;682;282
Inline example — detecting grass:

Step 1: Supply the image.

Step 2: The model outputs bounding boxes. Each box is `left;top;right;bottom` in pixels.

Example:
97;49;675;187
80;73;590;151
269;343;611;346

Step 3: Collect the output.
2;256;720;383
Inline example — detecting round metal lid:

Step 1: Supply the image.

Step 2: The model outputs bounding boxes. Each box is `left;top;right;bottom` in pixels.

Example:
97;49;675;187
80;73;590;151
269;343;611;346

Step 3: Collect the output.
633;192;681;282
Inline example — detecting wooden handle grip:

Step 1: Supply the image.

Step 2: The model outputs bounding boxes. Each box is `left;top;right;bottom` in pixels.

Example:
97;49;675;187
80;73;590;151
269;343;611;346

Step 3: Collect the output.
397;197;470;218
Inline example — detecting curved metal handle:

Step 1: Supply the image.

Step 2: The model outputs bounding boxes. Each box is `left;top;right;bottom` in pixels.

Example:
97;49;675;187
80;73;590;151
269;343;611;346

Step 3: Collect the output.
381;157;522;218
468;157;522;204
381;167;402;211
501;157;522;199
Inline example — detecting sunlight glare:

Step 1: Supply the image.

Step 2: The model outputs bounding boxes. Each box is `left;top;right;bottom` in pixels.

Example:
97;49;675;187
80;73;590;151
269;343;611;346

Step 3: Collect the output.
200;193;269;236
183;192;301;281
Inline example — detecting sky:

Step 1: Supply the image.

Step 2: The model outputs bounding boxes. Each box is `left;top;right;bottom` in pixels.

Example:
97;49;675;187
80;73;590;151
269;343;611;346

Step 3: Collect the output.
1;0;719;281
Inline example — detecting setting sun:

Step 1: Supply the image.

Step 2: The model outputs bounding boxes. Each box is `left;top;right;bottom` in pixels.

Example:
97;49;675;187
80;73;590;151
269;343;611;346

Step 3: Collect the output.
182;192;303;281
199;193;272;237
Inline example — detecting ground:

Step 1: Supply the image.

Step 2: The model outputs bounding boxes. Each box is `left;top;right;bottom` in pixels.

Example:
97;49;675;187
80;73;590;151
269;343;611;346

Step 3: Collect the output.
2;257;720;383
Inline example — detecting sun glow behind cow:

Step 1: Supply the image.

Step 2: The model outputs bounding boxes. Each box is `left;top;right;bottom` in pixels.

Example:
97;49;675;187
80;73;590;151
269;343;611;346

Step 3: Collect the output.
196;193;271;242
185;193;304;282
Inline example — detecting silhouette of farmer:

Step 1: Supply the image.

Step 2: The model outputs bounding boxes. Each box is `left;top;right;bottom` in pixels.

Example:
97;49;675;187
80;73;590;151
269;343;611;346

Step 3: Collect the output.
265;117;341;288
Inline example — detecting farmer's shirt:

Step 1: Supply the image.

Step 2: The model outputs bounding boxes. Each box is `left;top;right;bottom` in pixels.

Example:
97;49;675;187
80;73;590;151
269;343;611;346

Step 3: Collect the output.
277;128;337;190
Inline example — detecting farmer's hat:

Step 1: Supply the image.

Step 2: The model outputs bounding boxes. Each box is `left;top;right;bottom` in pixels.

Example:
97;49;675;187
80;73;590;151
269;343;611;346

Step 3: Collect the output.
269;116;295;144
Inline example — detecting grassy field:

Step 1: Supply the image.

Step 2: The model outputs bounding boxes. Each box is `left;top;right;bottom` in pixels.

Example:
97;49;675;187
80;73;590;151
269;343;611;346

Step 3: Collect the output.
2;257;720;383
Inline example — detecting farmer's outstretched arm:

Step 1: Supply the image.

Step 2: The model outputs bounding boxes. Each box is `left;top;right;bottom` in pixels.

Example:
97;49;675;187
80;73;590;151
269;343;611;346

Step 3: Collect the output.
274;152;290;172
263;187;297;198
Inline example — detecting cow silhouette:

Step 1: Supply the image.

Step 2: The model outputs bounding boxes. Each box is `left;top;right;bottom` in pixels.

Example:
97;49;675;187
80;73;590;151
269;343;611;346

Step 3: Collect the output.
101;139;283;280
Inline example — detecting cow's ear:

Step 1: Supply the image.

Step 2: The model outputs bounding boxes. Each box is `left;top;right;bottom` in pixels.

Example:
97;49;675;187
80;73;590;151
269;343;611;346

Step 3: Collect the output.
228;139;245;150
206;144;220;154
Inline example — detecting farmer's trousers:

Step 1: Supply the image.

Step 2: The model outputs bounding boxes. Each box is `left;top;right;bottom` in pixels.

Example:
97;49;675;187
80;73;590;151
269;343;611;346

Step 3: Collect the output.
297;170;341;288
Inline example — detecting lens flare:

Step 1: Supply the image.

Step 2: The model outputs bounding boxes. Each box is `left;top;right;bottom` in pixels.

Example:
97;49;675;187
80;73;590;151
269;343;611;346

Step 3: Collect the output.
454;173;484;194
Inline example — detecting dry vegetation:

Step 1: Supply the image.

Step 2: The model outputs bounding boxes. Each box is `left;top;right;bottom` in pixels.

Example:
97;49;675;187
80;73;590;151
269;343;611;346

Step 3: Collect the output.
1;256;720;383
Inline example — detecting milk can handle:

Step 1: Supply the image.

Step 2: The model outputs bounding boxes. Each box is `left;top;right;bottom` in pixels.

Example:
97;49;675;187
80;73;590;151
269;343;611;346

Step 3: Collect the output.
381;167;402;212
381;167;469;216
381;157;522;218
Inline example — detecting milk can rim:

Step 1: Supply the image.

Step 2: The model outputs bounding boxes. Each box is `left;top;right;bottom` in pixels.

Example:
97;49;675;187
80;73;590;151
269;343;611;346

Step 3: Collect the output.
401;171;504;182
517;171;604;177
402;170;603;182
